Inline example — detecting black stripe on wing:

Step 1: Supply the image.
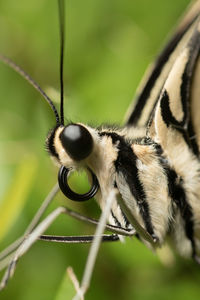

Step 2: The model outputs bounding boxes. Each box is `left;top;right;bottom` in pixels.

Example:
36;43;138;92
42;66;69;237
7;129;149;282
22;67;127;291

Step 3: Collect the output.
126;12;199;127
160;26;200;156
164;166;196;259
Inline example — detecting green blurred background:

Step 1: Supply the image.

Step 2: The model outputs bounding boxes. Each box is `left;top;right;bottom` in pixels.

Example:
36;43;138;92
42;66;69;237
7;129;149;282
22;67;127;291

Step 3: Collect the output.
1;0;200;299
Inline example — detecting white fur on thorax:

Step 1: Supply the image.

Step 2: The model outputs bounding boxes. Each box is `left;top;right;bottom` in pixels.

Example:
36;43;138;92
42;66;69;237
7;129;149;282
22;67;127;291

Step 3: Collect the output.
134;144;173;243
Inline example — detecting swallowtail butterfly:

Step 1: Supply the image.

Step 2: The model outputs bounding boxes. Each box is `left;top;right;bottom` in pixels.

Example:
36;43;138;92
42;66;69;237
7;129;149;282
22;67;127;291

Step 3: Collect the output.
1;0;200;298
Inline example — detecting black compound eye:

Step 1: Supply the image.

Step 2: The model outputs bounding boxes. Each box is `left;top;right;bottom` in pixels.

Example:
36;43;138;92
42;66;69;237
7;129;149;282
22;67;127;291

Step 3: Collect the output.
60;124;93;161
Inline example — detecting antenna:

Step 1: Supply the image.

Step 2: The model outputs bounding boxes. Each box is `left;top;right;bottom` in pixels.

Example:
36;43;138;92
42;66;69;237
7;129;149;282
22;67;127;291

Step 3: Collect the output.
0;54;60;125
58;0;65;125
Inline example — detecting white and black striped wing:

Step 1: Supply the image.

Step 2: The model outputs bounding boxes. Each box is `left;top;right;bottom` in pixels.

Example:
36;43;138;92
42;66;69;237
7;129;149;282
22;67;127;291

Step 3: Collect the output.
113;2;200;258
125;1;200;128
147;16;200;259
149;18;200;154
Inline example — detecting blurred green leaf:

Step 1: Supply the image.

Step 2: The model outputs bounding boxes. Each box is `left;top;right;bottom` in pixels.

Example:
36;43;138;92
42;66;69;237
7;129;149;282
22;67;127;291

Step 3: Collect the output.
0;155;37;240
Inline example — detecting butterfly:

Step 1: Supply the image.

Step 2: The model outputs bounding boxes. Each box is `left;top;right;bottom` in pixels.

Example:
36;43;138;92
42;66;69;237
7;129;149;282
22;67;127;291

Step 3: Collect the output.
0;0;200;298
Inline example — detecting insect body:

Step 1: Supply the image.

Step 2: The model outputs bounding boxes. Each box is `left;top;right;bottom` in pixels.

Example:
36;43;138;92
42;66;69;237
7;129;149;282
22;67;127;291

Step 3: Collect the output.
46;1;200;261
1;0;200;297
